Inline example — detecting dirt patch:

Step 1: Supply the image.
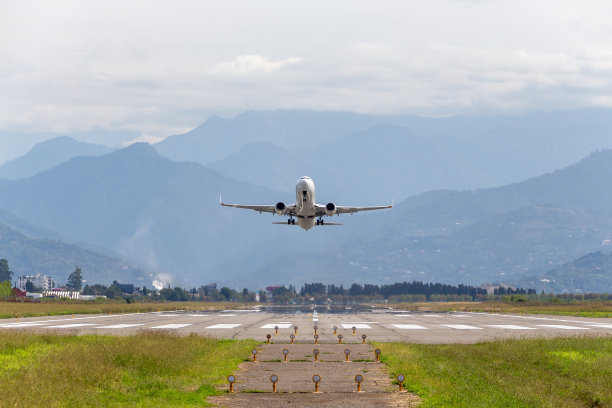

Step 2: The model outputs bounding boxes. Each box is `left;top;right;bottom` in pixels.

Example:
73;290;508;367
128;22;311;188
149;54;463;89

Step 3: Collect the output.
209;343;420;407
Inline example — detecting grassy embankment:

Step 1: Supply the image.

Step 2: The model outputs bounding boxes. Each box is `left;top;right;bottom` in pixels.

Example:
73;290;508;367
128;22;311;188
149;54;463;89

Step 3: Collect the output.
0;331;255;407
393;300;612;318
0;301;258;319
378;336;612;408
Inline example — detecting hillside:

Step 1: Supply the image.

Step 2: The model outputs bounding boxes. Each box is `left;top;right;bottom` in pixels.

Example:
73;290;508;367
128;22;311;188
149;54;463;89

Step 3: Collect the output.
0;221;146;285
0;136;114;180
519;251;612;293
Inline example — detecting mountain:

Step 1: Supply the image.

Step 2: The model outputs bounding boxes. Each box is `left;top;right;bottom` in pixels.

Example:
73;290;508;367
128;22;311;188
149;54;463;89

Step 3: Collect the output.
233;149;612;290
185;109;612;204
154;110;396;165
518;251;612;293
0;221;147;285
0;143;309;287
0;136;115;180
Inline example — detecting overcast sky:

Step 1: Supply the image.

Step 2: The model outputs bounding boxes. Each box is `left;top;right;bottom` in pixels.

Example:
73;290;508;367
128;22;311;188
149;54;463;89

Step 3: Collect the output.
2;0;612;148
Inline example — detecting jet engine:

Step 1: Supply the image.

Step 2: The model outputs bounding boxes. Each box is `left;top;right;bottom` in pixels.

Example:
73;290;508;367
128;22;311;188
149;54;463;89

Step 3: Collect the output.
275;202;287;216
325;202;336;216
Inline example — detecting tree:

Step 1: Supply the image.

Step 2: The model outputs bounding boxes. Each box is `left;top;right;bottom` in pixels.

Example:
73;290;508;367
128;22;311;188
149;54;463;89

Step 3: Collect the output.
66;266;83;291
0;259;12;283
219;286;233;301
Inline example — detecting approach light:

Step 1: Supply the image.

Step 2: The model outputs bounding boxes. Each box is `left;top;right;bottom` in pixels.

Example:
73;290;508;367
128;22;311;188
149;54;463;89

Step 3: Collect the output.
375;348;381;362
352;326;357;335
270;374;279;392
312;374;321;393
314;334;319;344
354;374;364;392
362;334;367;344
294;325;298;334
333;325;338;334
227;375;236;392
313;348;320;362
282;348;289;362
274;325;279;335
290;333;295;344
266;334;272;344
344;348;351;362
397;374;406;392
251;349;258;362
338;334;343;344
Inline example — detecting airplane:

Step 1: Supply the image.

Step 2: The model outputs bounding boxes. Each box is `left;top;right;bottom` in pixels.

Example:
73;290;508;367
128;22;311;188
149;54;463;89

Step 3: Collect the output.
220;176;392;231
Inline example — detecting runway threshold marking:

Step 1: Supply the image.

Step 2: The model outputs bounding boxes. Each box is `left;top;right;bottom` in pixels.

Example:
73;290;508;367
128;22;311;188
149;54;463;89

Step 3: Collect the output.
441;324;482;330
0;322;45;328
205;324;242;329
586;323;612;328
487;325;536;330
260;323;292;329
536;325;590;330
393;324;428;330
150;324;193;329
341;324;371;329
96;324;145;329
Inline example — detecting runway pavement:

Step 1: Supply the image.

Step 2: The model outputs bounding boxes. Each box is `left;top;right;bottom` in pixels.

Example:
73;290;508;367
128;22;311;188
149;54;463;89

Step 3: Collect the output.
2;307;612;343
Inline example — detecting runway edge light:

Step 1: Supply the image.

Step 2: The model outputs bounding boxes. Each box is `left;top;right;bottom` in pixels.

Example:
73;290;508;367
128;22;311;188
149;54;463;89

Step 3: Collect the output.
270;374;279;393
227;375;236;393
354;374;364;392
312;374;321;393
397;374;405;392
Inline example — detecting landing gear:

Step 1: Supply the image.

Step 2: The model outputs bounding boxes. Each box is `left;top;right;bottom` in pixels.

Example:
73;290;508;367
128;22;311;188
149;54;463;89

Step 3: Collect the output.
288;217;295;225
316;217;324;226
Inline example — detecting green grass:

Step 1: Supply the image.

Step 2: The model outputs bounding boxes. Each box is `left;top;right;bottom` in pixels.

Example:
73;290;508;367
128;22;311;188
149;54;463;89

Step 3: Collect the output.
377;336;612;407
0;331;256;407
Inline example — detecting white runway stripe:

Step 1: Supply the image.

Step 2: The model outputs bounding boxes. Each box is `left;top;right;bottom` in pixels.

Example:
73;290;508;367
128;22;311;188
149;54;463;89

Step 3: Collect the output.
260;323;292;329
422;314;443;317
150;324;193;329
442;324;482;330
587;323;612;328
341;324;371;329
96;324;145;329
46;323;96;328
188;314;209;317
0;322;45;328
206;324;242;329
451;315;471;318
395;314;412;317
488;325;536;330
393;324;428;330
537;325;590;330
219;314;236;317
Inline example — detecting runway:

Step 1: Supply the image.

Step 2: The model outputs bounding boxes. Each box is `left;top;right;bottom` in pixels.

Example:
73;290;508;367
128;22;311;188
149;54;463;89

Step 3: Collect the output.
2;307;612;343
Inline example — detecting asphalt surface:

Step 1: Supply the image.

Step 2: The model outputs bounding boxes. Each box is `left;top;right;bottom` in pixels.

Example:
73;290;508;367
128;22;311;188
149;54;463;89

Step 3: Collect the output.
2;307;612;343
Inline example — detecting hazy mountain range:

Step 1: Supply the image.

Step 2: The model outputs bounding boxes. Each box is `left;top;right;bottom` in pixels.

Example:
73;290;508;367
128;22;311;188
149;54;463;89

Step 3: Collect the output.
1;109;612;292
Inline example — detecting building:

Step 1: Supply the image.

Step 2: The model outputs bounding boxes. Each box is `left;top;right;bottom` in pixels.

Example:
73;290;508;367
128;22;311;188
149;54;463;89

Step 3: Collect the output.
112;281;134;294
43;288;80;299
16;274;54;291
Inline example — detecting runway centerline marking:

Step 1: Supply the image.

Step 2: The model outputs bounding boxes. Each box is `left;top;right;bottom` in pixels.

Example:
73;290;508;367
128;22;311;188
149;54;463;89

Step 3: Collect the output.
219;314;236;317
260;323;292;329
150;324;193;329
96;324;145;329
395;314;412;317
393;324;428;330
536;325;590;330
46;323;96;328
206;323;242;329
487;325;536;330
188;314;209;317
422;314;443;317
442;324;482;330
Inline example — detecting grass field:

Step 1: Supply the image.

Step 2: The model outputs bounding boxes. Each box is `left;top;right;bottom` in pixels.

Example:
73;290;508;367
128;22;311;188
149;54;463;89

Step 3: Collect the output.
378;336;612;408
394;300;612;318
0;301;256;319
0;331;256;407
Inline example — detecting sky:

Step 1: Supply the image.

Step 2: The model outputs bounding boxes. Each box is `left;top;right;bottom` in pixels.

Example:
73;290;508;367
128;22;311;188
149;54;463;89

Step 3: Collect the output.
2;0;612;153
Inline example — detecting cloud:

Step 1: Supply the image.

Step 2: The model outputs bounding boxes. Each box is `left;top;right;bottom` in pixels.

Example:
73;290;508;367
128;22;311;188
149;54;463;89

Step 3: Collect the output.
210;55;303;76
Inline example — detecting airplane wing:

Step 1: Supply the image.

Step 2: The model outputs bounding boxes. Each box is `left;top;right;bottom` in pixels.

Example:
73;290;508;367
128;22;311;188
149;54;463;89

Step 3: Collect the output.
315;203;392;216
220;201;297;215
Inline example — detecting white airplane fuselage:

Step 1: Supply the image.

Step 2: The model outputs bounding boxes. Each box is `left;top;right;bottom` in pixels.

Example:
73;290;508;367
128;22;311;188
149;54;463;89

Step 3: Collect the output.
295;176;317;230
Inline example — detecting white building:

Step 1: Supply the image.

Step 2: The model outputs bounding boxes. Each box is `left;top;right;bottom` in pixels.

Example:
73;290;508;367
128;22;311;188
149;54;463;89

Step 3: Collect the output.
43;288;80;299
16;274;54;291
